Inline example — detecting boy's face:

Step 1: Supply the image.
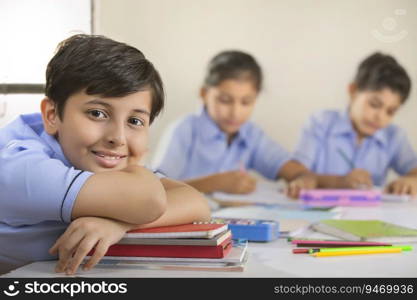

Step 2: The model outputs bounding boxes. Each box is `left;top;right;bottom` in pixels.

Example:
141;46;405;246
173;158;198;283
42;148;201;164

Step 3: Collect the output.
349;86;402;137
201;79;258;136
41;90;152;172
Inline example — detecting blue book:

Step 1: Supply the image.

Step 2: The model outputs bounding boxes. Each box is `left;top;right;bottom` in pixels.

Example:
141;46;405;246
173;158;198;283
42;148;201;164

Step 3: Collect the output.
212;218;280;242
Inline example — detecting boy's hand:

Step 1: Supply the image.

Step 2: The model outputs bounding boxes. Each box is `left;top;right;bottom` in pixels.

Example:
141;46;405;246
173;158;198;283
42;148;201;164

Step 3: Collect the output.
342;168;373;189
49;217;130;275
286;173;318;199
218;171;257;194
385;176;417;196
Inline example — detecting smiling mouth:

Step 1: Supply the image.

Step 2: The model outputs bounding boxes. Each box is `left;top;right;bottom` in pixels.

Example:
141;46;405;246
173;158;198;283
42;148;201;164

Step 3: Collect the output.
91;151;127;168
92;151;127;159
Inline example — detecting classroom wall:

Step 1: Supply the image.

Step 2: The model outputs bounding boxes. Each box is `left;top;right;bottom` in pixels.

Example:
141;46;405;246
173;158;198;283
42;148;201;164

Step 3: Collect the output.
94;0;417;165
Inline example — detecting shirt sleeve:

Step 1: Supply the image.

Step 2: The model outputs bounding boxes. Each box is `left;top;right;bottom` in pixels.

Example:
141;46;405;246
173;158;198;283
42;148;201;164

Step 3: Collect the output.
389;129;417;175
291;113;327;170
0;140;93;226
248;130;291;180
151;118;193;179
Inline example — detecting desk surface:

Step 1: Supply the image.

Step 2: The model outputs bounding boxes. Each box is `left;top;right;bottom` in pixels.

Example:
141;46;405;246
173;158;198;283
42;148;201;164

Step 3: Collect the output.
4;201;417;278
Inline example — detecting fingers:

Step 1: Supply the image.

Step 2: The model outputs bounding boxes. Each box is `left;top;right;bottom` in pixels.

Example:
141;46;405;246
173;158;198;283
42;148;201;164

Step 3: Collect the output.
286;183;300;199
55;228;86;273
49;225;77;255
82;240;111;271
346;169;373;189
65;238;100;275
231;173;256;194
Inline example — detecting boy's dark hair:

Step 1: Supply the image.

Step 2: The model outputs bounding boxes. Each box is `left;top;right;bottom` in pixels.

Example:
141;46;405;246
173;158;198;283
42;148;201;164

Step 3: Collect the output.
354;52;411;103
45;34;164;123
203;50;263;91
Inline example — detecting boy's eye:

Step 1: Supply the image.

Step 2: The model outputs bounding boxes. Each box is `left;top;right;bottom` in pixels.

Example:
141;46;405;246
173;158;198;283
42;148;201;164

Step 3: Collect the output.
218;97;232;104
369;99;381;109
88;110;107;119
128;117;144;127
242;99;254;106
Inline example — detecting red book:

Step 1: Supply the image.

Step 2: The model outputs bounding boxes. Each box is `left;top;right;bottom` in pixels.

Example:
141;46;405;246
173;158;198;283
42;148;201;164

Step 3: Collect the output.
92;236;233;259
125;223;228;239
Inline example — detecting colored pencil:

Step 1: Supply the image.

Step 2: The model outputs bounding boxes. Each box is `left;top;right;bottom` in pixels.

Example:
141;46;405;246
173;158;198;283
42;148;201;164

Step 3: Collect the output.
312;248;402;257
293;240;391;247
309;245;412;254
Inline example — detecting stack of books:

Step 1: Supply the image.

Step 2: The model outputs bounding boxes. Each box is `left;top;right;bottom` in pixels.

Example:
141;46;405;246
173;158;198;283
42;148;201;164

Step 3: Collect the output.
89;223;248;272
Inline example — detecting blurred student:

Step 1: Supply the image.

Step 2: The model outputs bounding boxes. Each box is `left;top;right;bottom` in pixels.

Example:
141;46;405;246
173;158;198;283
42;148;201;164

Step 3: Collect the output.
0;34;210;275
292;52;417;196
153;50;316;198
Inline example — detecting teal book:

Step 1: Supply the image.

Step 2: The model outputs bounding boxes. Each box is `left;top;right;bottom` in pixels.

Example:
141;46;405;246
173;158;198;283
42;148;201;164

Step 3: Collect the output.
312;219;417;243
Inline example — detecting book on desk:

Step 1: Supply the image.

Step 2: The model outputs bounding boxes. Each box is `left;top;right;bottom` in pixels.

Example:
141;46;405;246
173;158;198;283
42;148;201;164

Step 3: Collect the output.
88;223;248;272
312;219;417;243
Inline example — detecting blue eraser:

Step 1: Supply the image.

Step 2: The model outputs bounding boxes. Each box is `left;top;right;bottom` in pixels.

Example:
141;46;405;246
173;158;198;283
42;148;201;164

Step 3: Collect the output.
213;218;280;242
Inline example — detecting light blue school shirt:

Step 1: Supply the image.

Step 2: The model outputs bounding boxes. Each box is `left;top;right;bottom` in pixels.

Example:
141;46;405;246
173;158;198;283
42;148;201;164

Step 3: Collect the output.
0;113;93;273
153;107;290;180
292;109;417;186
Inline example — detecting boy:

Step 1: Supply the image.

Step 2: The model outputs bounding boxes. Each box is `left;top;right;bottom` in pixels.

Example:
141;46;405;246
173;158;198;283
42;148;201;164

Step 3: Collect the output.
0;34;210;275
292;52;417;195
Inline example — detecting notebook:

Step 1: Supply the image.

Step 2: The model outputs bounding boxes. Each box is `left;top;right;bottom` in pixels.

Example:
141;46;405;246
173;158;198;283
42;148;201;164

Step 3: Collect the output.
96;240;248;264
95;236;232;259
118;230;232;246
312;219;417;243
94;253;248;272
125;223;228;239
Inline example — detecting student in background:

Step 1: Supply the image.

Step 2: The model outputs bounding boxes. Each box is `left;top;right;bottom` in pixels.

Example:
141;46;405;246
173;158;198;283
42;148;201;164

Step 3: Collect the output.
292;52;417;196
153;50;316;198
0;35;210;275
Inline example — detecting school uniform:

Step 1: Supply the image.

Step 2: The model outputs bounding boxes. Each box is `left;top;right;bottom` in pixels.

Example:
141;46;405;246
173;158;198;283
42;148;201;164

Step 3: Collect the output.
0;113;94;273
153;107;290;180
292;109;417;186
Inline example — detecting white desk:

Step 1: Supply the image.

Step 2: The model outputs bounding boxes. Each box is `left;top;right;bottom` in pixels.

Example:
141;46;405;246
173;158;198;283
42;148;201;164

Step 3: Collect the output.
4;201;417;278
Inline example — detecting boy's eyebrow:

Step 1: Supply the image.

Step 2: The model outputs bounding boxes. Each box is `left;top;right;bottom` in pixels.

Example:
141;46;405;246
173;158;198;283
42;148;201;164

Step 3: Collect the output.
85;99;151;116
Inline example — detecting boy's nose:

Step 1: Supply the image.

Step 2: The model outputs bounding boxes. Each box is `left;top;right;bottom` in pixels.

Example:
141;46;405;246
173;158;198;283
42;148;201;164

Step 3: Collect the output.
105;124;126;146
230;103;242;118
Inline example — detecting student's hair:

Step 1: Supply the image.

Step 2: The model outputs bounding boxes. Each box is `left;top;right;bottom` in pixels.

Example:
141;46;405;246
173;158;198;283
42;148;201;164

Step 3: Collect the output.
203;50;262;91
354;52;411;103
45;34;164;123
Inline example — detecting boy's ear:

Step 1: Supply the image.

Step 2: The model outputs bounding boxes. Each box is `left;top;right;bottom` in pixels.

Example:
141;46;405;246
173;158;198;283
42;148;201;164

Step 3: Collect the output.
40;98;59;135
200;87;208;105
348;83;357;101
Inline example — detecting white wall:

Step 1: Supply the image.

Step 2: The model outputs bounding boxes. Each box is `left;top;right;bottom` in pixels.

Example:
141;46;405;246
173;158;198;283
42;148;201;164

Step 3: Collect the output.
94;0;417;164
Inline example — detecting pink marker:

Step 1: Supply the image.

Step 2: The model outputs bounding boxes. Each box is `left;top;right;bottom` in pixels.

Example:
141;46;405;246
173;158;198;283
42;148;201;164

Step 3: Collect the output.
299;189;381;207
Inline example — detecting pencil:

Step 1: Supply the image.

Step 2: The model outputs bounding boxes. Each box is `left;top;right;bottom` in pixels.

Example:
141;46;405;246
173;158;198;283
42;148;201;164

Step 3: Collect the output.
309;245;412;254
337;148;354;169
292;240;391;247
312;248;402;257
292;248;311;254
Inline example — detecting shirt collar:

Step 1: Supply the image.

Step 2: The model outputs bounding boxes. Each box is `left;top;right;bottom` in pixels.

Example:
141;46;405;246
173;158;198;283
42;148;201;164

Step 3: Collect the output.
18;113;72;166
197;106;249;147
40;131;72;166
331;109;387;146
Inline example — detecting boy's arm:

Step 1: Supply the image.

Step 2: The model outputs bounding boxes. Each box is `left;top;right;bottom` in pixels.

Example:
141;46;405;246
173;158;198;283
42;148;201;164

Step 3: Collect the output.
136;178;211;228
386;167;417;196
406;168;417;177
277;160;318;198
277;160;313;182
51;178;210;275
184;174;229;194
72;165;167;224
316;169;373;189
184;171;257;195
